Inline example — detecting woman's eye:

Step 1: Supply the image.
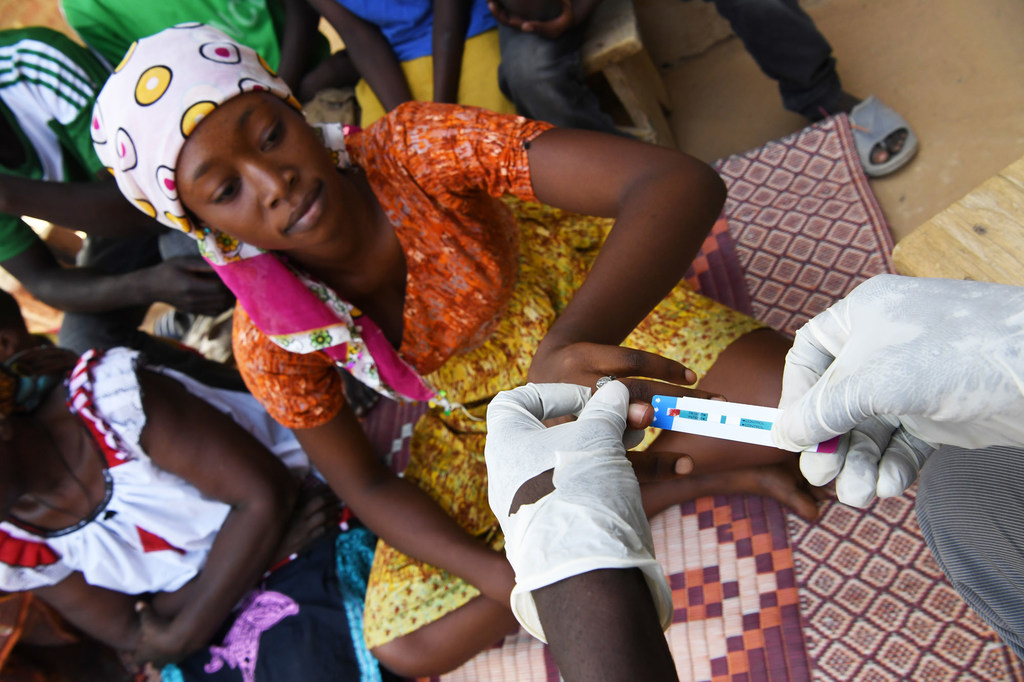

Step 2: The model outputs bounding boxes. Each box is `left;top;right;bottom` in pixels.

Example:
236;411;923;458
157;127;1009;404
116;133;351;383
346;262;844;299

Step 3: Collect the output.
261;121;283;150
213;180;239;204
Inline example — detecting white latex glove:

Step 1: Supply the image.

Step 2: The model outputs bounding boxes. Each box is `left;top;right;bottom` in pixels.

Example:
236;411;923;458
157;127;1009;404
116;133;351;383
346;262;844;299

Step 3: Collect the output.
772;274;1024;507
485;381;671;642
485;381;642;522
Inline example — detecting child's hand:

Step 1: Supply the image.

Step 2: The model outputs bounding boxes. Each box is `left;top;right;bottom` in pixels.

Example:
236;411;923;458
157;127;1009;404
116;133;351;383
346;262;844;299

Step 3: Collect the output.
488;0;574;39
526;339;708;407
133;601;187;667
271;483;340;565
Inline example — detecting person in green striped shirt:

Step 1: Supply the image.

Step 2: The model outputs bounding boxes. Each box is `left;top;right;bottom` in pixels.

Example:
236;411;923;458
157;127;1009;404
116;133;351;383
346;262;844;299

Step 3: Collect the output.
0;27;235;364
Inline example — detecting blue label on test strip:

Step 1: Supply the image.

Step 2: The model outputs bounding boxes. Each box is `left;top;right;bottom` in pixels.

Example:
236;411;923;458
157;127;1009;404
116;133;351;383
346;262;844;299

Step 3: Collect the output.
739;418;773;431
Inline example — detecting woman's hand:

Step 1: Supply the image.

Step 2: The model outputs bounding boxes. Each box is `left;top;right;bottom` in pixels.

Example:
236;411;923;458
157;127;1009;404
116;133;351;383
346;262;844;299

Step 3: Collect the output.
527;339;715;404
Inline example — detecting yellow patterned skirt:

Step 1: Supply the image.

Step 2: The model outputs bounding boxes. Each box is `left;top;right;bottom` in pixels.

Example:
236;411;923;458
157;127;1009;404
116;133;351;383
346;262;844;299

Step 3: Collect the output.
362;201;763;647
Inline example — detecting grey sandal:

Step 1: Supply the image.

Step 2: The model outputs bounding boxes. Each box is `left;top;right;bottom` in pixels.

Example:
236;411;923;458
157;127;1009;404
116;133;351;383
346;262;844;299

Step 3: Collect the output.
849;95;919;177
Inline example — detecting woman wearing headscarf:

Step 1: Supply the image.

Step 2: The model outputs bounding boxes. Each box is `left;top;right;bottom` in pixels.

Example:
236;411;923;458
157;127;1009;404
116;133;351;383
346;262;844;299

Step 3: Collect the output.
92;24;816;676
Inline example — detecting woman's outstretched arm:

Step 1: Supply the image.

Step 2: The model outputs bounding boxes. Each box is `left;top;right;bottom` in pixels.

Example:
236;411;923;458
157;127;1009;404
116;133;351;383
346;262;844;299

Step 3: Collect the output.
294;406;515;604
523;128;728;392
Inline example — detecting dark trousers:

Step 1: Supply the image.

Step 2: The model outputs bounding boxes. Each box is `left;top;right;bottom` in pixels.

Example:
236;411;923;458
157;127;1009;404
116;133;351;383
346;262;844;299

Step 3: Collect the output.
708;0;842;119
497;21;622;134
495;0;842;130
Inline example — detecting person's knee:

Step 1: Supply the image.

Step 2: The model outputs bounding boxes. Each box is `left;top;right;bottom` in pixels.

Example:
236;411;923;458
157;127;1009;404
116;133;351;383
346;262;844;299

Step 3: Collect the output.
498;31;581;96
917;446;985;572
371;636;425;678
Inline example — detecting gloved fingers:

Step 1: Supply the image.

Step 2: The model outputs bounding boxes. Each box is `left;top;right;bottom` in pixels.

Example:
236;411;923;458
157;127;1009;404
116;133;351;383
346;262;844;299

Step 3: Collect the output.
576;380;630;432
487;383;591;438
778;323;840;411
799;449;846;487
571;381;649;454
832;420;894;507
774;351;882;452
625;449;693;482
875;427;933;498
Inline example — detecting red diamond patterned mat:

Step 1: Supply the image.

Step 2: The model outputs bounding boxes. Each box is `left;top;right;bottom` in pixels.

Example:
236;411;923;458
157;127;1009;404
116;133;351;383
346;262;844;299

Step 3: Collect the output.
792;489;1024;681
712;113;894;338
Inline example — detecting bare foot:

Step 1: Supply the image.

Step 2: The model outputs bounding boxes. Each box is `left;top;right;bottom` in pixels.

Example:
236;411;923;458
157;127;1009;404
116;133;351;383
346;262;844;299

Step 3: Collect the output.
641;460;826;521
726;461;824;521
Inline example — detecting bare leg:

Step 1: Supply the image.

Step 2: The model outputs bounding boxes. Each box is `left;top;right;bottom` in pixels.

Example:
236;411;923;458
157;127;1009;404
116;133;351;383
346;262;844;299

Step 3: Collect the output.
371;595;518;678
640;328;821;521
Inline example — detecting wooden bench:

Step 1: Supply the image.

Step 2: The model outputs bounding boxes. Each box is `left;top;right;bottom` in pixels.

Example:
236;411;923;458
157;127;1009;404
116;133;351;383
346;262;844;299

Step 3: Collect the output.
892;155;1024;286
581;0;676;148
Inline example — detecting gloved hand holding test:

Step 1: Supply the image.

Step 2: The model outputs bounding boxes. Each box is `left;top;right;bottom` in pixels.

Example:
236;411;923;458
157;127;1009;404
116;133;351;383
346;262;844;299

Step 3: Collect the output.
651;395;840;454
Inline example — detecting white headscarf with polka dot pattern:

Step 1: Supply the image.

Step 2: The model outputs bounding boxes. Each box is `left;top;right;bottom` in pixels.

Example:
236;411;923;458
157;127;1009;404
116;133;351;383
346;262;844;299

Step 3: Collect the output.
91;22;347;266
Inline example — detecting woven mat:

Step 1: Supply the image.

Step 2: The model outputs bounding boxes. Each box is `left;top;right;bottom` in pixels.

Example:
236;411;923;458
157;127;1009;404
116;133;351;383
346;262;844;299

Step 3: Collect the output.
791;489;1024;681
362;115;1023;681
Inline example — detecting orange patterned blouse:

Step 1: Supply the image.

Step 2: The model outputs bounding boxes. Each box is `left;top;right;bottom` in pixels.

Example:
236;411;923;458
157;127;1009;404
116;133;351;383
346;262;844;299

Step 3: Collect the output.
233;102;553;428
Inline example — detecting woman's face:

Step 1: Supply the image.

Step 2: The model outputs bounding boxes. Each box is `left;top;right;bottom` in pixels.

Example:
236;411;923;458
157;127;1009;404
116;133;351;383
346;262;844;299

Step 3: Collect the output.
176;92;344;251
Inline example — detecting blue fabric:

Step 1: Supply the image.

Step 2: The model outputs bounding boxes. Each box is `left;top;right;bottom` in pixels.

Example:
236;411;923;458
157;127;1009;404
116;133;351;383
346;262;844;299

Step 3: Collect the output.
162;664;186;682
336;526;382;681
336;0;496;61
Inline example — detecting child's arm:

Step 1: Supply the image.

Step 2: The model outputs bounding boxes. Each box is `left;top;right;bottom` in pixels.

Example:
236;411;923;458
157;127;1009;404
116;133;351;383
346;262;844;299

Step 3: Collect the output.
2;241;233;317
276;0;323;94
34;571;143;651
307;0;413;111
0;174;164;238
123;370;298;665
432;0;473;103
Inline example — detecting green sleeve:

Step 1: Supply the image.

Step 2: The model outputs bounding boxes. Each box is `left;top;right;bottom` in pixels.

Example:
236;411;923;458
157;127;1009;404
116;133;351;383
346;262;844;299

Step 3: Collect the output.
0;213;43;262
1;27;111;180
51;100;106;180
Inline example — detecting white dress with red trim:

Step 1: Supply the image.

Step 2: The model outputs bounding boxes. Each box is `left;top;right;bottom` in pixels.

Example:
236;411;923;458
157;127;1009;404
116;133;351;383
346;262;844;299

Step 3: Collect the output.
0;347;309;595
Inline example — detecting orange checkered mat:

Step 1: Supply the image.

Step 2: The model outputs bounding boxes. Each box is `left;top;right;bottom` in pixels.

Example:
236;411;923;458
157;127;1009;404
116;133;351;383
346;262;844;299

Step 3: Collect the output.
361;116;1024;681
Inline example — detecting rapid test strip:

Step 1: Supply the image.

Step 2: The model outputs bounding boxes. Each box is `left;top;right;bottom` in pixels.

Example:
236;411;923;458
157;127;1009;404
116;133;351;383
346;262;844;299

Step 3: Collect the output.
650;395;840;453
